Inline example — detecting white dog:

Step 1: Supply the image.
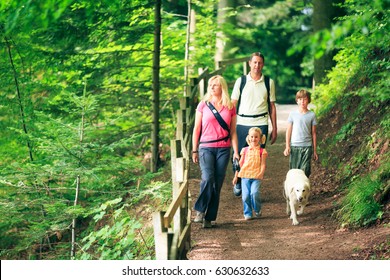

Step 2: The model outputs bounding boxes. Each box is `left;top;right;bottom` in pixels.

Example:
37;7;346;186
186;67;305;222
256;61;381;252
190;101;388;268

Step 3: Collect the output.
284;169;311;225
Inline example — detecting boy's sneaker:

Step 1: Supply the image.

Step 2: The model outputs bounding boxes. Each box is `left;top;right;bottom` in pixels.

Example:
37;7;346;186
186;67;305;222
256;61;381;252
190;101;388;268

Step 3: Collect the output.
255;211;262;218
194;211;204;223
203;220;212;228
244;216;252;220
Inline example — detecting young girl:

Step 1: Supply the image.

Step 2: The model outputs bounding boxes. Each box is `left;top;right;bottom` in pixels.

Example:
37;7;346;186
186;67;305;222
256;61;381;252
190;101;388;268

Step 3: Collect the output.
233;127;268;220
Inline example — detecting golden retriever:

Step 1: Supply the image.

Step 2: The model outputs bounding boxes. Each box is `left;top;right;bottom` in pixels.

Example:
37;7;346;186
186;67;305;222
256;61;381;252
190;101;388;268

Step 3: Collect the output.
284;169;311;225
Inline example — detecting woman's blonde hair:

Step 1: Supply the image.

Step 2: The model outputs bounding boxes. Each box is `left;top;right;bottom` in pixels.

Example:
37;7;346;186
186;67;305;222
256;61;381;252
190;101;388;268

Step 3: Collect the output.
203;75;233;110
246;127;266;145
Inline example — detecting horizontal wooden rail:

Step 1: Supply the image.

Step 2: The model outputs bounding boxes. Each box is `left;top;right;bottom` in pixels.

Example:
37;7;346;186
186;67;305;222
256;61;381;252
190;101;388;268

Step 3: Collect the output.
218;56;249;67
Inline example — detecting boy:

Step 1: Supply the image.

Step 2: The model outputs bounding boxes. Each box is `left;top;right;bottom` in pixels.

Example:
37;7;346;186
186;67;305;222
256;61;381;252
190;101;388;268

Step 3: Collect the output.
284;89;318;177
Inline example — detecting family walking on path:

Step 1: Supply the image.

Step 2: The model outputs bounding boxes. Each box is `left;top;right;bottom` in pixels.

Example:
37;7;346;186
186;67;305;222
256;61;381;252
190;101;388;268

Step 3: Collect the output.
187;52;387;260
191;52;319;226
187;103;387;260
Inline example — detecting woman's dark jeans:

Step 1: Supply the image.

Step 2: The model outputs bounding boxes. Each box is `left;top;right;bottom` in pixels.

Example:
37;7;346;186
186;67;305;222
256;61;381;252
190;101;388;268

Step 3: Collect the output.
194;147;230;221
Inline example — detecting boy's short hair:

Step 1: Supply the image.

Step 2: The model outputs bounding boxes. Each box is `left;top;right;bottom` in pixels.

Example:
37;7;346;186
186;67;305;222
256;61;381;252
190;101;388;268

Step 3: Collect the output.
296;89;311;103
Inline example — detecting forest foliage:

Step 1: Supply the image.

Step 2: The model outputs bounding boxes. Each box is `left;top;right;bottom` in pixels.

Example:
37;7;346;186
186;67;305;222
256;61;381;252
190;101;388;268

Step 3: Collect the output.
314;0;389;228
0;0;388;260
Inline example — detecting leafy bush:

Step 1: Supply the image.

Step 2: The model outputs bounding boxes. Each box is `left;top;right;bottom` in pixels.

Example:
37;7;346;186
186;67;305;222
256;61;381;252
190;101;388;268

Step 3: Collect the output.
77;179;171;260
313;0;389;116
78;199;145;260
337;174;384;227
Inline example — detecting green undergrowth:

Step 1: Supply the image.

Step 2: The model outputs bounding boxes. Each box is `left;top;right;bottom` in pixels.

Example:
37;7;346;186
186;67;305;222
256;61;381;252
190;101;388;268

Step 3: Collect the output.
313;4;389;229
320;79;389;226
337;161;388;227
316;92;389;229
76;166;172;260
0;159;173;260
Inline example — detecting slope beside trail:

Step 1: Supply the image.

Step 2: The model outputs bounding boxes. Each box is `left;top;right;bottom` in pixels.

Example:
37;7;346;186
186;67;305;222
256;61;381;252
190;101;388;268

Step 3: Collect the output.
186;104;388;260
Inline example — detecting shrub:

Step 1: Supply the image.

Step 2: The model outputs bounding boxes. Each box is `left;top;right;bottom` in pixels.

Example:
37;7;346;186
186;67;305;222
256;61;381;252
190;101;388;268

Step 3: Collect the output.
337;171;385;228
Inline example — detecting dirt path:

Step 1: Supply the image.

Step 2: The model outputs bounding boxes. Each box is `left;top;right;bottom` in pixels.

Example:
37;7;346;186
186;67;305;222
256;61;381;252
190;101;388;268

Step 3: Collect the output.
187;104;388;260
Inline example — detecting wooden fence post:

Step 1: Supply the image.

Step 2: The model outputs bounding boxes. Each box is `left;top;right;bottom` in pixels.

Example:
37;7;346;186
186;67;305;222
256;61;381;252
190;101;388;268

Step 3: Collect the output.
153;212;173;260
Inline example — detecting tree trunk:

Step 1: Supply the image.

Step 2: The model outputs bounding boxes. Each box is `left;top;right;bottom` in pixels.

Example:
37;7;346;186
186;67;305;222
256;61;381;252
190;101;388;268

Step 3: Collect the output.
151;0;162;173
312;0;345;85
184;1;194;96
5;37;34;162
71;175;80;259
215;0;236;68
71;81;87;259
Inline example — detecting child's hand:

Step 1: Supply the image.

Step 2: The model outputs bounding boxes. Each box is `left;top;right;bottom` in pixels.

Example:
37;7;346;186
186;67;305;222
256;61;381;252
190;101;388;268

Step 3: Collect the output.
232;176;237;185
283;148;290;157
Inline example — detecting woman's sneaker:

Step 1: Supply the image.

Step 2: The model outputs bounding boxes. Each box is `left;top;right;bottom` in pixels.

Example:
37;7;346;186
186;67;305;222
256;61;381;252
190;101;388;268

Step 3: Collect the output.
194;211;204;223
203;220;212;228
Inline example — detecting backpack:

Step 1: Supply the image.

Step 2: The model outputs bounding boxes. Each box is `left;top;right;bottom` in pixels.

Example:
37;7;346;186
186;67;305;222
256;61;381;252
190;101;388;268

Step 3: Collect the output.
236;75;271;117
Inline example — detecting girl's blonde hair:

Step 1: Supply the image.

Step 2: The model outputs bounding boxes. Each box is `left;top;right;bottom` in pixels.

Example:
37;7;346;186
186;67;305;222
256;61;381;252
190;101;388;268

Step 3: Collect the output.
246;127;266;145
296;89;311;103
202;75;233;110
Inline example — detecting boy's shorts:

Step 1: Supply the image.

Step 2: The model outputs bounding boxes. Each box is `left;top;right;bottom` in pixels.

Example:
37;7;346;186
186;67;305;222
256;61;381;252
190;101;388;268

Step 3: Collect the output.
290;146;313;177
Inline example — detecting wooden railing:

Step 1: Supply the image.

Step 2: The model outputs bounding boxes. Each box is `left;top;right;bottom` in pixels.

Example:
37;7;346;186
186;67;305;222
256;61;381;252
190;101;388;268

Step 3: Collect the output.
153;57;248;260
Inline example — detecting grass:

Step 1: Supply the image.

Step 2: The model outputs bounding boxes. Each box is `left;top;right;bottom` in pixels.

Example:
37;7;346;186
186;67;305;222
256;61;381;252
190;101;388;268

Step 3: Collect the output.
337;174;384;228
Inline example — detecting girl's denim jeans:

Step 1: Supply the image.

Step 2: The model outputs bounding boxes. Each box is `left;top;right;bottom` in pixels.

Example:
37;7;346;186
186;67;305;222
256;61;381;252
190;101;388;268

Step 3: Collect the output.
241;178;261;218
